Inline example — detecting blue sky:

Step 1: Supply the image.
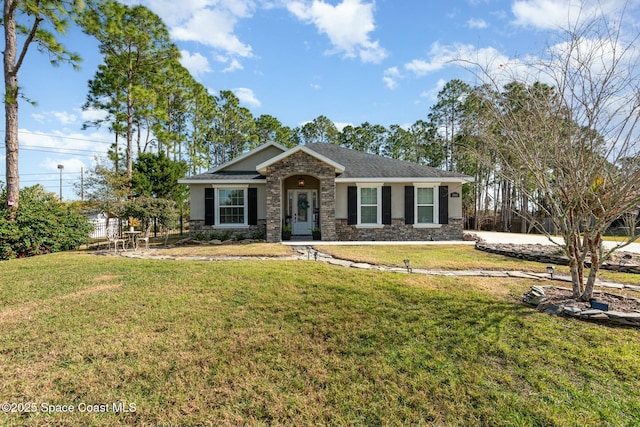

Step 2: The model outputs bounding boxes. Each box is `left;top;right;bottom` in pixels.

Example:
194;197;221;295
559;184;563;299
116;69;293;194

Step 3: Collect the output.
1;0;638;200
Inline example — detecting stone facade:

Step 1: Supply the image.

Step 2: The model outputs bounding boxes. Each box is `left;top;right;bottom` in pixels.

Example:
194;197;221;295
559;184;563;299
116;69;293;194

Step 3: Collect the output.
189;219;266;240
265;151;337;242
335;218;463;241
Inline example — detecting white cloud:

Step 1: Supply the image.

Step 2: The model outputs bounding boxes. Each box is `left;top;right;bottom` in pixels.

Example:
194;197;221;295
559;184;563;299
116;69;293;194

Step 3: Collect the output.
80;108;109;123
287;0;387;63
40;157;88;174
171;8;253;57
419;79;447;101
233;88;261;108
223;58;244;73
180;50;212;76
405;58;445;76
467;18;488;29
30;111;77;126
405;42;509;78
383;67;402;90
53;111;77;125
511;0;631;30
139;0;256;58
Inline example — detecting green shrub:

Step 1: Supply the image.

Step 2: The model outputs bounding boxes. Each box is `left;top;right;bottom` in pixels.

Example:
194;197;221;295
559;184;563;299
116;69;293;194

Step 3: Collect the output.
250;230;265;240
211;231;231;241
0;185;92;260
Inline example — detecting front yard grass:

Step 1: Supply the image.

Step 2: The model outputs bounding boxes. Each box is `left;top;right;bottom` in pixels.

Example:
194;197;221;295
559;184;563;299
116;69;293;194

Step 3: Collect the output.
149;242;293;258
1;251;639;426
319;244;549;271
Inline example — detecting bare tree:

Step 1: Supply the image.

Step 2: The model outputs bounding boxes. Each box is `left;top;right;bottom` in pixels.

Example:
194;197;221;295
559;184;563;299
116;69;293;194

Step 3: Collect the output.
469;5;640;300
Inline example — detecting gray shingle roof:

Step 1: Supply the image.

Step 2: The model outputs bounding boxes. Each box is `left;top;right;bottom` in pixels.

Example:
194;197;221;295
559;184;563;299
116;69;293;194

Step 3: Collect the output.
181;143;472;182
305;143;471;179
183;171;264;180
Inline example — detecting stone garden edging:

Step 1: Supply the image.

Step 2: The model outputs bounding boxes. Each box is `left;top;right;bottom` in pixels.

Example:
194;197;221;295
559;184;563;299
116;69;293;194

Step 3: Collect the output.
523;285;640;327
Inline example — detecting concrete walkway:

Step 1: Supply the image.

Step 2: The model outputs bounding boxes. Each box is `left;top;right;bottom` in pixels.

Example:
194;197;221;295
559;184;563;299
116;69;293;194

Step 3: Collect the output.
473;231;640;254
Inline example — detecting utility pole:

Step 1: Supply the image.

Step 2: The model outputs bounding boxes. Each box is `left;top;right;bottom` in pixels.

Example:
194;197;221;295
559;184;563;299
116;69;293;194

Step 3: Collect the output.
80;167;84;201
57;164;64;201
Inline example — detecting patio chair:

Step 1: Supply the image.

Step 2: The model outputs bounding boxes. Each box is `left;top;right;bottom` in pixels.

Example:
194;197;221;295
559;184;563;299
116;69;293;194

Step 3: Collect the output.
137;224;151;250
107;228;126;252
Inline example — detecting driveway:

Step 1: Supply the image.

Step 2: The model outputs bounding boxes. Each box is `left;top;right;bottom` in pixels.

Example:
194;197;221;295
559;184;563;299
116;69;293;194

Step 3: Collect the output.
282;230;640;254
473;231;640;254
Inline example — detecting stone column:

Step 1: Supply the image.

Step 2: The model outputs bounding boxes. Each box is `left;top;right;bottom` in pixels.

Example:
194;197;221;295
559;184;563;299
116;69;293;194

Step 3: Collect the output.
265;173;281;242
319;177;336;241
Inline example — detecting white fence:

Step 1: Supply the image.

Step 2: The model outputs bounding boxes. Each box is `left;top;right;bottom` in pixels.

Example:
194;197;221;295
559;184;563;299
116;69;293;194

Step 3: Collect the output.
88;215;184;240
89;217;123;240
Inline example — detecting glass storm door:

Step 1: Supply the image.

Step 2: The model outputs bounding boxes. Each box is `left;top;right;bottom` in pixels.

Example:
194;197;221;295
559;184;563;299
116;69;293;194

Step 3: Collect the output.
292;190;316;235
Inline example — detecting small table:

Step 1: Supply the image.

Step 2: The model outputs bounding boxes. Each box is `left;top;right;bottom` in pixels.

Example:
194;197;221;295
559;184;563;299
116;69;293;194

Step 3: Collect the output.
123;230;142;251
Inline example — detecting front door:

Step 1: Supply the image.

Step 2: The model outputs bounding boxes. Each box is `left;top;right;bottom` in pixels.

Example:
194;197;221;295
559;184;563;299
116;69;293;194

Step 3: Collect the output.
292;190;316;235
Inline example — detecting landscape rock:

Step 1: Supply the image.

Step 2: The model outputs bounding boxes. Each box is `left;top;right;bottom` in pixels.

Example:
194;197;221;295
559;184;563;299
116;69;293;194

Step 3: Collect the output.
523;286;640;327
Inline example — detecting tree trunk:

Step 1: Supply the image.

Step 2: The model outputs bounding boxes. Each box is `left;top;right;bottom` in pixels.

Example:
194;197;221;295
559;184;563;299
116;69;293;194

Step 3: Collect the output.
4;0;19;218
581;235;602;301
521;192;528;233
566;230;584;298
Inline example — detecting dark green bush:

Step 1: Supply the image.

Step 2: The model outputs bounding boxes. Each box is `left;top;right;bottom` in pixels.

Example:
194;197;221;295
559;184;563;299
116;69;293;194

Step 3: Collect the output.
0;185;93;260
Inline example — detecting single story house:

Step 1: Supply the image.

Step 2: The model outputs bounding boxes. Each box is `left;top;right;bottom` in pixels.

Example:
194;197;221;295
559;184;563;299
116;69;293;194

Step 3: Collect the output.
179;142;473;242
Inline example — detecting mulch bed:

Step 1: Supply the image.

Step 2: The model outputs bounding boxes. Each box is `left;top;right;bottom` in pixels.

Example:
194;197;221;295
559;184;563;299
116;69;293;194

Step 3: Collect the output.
543;286;640;313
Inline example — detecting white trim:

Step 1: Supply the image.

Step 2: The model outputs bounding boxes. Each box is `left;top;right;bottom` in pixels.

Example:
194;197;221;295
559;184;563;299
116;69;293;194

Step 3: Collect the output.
336;177;471;184
179;179;265;185
215;187;248;227
256;145;345;175
209;142;287;173
357;184;383;226
415;185;438;225
413;181;441;187
216;184;249;189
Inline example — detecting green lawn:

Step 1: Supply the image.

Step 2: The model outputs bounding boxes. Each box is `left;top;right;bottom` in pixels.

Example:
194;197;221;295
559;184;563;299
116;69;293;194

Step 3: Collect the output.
319;244;640;286
319;244;551;271
1;250;640;426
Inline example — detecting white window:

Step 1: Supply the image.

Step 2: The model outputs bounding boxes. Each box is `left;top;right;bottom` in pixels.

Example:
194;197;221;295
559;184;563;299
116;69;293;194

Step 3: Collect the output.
216;188;247;226
358;185;382;226
416;186;437;224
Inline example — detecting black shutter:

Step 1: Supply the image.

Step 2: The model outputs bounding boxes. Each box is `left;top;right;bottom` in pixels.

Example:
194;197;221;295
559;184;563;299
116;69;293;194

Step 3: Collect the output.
439;185;449;224
205;188;215;225
382;186;391;225
404;186;414;225
347;186;357;225
248;187;258;225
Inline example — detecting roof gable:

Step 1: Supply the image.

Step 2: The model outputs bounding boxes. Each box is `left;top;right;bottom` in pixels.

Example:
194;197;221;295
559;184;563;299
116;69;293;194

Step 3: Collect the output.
256;145;345;175
210;142;287;173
